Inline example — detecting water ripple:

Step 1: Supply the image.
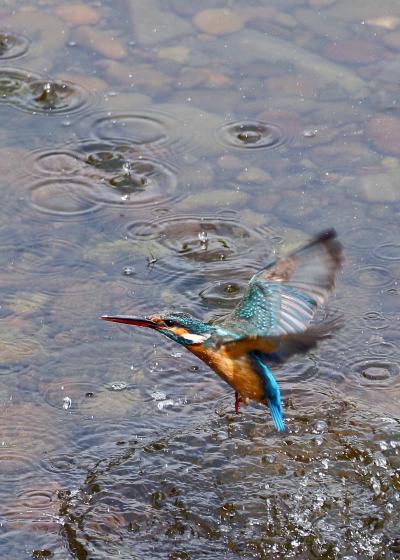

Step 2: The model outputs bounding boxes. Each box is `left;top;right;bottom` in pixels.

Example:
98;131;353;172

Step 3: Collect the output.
218;120;284;149
0;403;70;486
346;356;400;388
373;242;400;261
30;178;102;217
80;109;190;160
0;31;30;59
348;265;394;289
27;140;182;210
0;68;93;115
344;225;396;250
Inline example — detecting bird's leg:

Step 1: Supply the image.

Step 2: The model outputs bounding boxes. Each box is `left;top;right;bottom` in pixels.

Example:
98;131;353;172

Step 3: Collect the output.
235;391;242;414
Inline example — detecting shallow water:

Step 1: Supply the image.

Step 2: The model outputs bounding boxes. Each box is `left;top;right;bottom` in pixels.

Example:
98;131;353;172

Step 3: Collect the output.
0;1;399;558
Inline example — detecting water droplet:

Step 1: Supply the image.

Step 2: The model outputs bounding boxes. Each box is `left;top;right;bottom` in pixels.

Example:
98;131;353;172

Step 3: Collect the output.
371;476;381;495
151;390;166;401
62;396;72;410
110;382;127;391
373;452;387;468
303;128;318;138
197;231;208;243
122;266;136;276
122;161;132;176
157;399;174;410
314;420;327;433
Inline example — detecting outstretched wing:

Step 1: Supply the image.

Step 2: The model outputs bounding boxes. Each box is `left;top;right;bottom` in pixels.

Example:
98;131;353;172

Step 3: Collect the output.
212;317;343;359
212;229;342;355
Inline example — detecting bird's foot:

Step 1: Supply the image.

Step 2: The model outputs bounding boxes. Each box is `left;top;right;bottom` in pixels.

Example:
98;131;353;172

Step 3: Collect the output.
235;391;242;414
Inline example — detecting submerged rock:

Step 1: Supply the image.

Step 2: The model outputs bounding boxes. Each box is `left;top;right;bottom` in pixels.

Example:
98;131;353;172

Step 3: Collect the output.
56;3;100;26
367;114;400;157
192;9;244;35
128;0;193;45
176;189;249;211
73;26;127;60
201;29;367;97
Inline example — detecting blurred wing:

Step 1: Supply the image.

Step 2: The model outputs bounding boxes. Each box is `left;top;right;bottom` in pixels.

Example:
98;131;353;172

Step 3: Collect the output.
217;229;342;343
212;317;342;360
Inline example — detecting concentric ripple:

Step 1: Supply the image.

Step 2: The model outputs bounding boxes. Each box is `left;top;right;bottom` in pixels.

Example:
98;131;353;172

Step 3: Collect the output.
42;379;104;415
0;31;29;59
361;311;391;330
0;67;39;102
123;216;277;299
349;358;399;386
0;69;92;114
218;120;284;149
0;403;69;484
373;242;400;261
29;148;84;177
93;112;170;145
348;265;393;289
3;479;61;521
126;216;264;263
30;178;102;216
199;280;245;307
29;79;91;114
344;226;395;250
79;109;191;160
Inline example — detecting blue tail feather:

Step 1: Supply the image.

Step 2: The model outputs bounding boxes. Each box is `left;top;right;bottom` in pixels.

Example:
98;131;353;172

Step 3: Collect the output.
268;399;285;432
250;351;286;431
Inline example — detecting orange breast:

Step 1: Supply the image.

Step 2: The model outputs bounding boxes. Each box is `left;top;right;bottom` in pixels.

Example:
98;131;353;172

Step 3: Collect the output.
187;343;265;403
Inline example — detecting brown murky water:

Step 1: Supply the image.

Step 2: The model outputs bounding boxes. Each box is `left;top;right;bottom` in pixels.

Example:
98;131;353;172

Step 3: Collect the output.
0;1;399;558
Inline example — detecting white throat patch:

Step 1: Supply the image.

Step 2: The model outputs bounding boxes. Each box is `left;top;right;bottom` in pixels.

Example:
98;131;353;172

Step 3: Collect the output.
181;333;210;344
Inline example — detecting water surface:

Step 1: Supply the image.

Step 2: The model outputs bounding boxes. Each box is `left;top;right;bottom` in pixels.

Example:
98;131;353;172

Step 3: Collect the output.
0;1;399;558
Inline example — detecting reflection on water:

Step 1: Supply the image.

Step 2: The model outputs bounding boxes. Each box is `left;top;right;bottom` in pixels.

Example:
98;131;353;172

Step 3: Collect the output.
0;0;399;558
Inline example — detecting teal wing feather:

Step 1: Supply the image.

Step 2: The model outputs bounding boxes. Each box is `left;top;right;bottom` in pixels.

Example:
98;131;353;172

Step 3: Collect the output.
213;229;342;355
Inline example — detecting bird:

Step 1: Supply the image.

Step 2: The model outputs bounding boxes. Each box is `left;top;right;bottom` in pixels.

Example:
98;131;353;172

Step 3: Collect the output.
102;229;342;432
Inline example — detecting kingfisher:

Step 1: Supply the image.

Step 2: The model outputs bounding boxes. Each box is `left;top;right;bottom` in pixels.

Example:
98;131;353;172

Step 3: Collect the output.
102;229;342;431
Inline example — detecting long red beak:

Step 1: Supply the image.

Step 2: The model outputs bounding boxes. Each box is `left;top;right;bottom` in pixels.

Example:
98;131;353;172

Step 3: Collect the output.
101;315;158;328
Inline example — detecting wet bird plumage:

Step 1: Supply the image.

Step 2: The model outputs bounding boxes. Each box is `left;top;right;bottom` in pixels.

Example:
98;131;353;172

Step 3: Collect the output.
102;229;342;432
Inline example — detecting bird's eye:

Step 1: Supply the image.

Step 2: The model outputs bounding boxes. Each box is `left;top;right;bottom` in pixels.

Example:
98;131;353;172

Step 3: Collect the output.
164;319;175;327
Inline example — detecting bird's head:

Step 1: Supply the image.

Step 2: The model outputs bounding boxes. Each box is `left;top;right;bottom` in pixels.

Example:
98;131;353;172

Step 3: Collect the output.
101;311;213;346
